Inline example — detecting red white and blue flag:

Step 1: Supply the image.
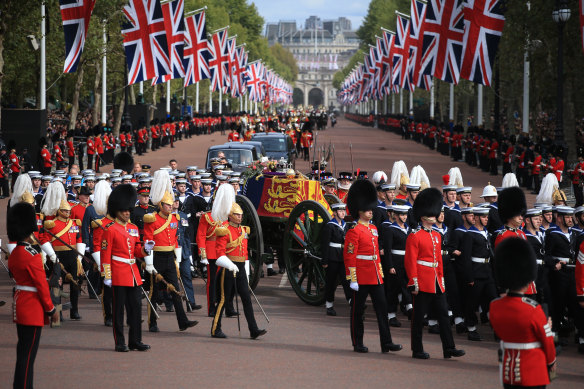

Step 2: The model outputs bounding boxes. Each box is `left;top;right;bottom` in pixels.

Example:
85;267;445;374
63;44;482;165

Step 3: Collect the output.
393;13;412;91
207;29;230;92
245;61;265;102
224;36;237;94
183;10;209;86
122;0;171;85
59;0;96;73
460;0;505;86
231;46;248;98
151;0;185;85
409;0;433;90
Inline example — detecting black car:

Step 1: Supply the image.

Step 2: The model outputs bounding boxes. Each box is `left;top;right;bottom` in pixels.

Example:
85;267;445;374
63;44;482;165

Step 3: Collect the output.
205;143;261;172
251;132;296;168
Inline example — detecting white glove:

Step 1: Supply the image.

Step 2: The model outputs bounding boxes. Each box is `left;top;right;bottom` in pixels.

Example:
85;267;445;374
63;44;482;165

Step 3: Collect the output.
189;255;193;265
40;242;57;263
350;281;359;291
144;254;155;274
200;258;209;265
104;278;112;287
244;260;250;282
216;255;239;273
76;243;86;256
174;247;183;264
92;252;101;269
6;243;16;254
144;240;155;253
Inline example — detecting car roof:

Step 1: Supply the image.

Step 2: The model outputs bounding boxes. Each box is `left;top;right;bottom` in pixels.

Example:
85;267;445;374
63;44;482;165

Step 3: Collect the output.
251;132;287;137
208;143;256;151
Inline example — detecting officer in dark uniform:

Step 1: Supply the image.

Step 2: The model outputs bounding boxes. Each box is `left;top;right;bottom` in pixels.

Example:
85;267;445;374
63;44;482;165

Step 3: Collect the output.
443;184;462;231
380;204;412;326
522;208;552;311
321;203;350;316
460;206;497;341
131;187;156;237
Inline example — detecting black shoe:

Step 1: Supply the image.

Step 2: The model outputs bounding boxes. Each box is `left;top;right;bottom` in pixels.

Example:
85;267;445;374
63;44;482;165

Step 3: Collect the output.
250;329;267;339
455;323;468;334
428;324;440;334
578;343;584;354
165;306;174;313
115;345;130;352
190;303;202;310
388;317;401;327
468;330;482;341
70;312;82;321
382;343;402;353
129;342;151;351
412;351;430;359
267;268;278;276
278;268;285;274
225;310;240;318
406;309;413;320
212;329;227;338
149;325;159;333
104;319;113;327
353;345;368;353
480;312;489;324
326;307;337;316
443;348;465;358
179;320;198;331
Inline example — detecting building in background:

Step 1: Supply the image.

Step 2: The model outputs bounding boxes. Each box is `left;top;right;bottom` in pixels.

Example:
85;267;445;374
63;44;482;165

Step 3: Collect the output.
265;16;359;110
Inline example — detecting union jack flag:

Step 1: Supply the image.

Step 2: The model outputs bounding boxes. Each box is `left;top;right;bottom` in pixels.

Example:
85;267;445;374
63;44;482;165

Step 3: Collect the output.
409;0;433;90
231;46;248;98
183;10;209;87
460;0;505;86
151;0;185;85
59;0;96;73
224;36;237;94
420;0;465;84
122;0;171;85
245;61;265;102
207;29;230;93
375;37;388;97
393;13;413;91
380;30;396;96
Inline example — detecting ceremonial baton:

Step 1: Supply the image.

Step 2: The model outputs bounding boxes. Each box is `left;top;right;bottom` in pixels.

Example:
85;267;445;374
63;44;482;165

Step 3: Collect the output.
248;284;270;323
41;227;101;304
233;271;241;334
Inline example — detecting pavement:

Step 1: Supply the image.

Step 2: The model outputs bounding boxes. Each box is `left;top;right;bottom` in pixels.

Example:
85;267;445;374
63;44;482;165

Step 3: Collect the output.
0;117;581;388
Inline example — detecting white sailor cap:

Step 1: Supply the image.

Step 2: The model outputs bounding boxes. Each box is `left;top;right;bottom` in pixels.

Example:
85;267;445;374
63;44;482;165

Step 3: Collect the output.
331;203;346;211
216;175;228;182
84;175;96;181
380;183;396;191
525;208;542;217
575;206;584;214
228;177;240;184
442;185;458;192
406;184;420;191
472;206;490;215
391;204;411;214
555;206;574;215
200;173;212;179
139;177;153;184
175;179;188;185
112;177;122;183
222;170;234;177
190;175;201;181
111;169;123;175
186;166;198;171
201;178;213;185
41;175;53;181
456;187;472;194
130;182;139;188
122;174;133;180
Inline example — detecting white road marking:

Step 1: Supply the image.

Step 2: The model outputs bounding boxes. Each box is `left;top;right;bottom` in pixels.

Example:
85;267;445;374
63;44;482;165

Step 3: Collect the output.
279;273;288;288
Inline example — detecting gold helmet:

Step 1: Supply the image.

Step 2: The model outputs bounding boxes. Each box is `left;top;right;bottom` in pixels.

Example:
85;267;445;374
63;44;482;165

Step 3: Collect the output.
21;191;35;205
160;190;174;206
229;202;243;216
400;173;410;186
59;199;71;211
552;187;567;205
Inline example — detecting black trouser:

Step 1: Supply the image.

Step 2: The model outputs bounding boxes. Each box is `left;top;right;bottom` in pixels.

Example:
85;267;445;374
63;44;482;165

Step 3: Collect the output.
464;277;497;328
14;324;42;389
384;257;411;314
502;162;512;176
443;262;463;318
57;250;79;315
77;146;84;170
0;177;9;197
573;183;583;207
324;261;351;304
112;284;142;347
206;259;218;316
11;172;19;192
350;284;392;348
211;262;259;336
68;156;75;169
411;287;455;353
101;279;113;323
149;251;189;329
534;264;551;315
87;154;94;172
551;268;584;336
490;158;498;175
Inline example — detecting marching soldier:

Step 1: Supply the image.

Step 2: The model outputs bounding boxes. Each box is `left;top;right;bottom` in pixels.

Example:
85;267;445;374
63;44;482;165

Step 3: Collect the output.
490;238;557;388
8;203;58;389
101;184;153;352
337;172;353;203
321;203;350;316
523;208;552;310
343;179;402;354
211;184;267;339
405;188;465;359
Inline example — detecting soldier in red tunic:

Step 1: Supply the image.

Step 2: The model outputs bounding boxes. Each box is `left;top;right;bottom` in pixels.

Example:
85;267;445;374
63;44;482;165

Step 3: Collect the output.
101;185;153;352
405;188;465;359
8;203;58;388
490;238;556;388
343;179;402;354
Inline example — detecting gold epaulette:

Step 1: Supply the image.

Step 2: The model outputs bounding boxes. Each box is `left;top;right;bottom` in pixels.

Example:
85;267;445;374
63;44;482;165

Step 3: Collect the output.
37;213;45;221
215;226;229;237
91;219;102;229
143;213;156;223
243;226;250;234
74;219;81;226
175;213;180;221
44;220;56;229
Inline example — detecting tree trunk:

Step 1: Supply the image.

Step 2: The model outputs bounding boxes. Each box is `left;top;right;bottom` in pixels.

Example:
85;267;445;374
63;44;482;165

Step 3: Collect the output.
92;63;101;127
148;84;158;125
69;66;85;131
129;84;136;105
113;94;124;136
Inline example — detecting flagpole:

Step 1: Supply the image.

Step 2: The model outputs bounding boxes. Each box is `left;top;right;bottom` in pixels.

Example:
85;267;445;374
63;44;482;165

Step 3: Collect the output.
449;83;454;122
209;84;213;112
245;97;248;113
40;1;46;110
239;96;242;112
101;24;107;126
430;81;435;119
166;80;171;117
409;90;413;116
522;50;530;134
185;6;207;16
140;81;143;96
219;91;222;114
477;84;483;126
399;91;403;115
195;82;199;113
391;93;395;114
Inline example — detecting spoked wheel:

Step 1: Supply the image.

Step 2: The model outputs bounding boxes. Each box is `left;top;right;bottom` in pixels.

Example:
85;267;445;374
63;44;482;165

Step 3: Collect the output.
236;195;264;290
283;200;331;305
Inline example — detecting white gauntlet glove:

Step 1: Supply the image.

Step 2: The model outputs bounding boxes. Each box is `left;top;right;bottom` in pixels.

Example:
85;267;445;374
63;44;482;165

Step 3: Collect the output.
144;254;155;274
144;240;155;253
216;255;239;273
349;282;359;291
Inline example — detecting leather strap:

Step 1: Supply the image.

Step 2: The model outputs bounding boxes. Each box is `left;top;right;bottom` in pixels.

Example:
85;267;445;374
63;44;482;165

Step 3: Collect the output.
51;219;73;242
153;214;172;236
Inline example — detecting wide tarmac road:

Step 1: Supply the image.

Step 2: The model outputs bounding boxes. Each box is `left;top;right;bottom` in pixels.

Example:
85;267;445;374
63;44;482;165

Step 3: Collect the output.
0;117;581;388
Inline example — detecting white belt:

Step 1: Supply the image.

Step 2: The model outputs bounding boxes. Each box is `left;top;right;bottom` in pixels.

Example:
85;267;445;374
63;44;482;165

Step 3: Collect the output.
417;260;438;268
554;257;569;263
15;285;38;292
536;259;543;265
501;341;541;350
391;249;406;255
472;257;489;264
356;255;377;260
329;243;343;248
112;255;136;265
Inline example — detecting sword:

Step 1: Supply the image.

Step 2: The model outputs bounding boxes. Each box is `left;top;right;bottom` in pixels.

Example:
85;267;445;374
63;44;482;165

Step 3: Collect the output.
249;284;269;323
174;261;189;302
349;143;355;177
233;271;241;335
140;284;160;319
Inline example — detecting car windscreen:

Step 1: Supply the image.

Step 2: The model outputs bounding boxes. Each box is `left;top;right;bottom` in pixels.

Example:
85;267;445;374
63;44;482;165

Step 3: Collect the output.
207;149;254;168
257;137;287;152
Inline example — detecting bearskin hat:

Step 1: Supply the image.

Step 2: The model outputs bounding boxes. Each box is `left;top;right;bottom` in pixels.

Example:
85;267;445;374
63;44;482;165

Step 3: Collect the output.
7;203;38;242
346;179;377;219
498;187;526;222
113;151;134;174
494;237;537;290
412;187;442;223
107;184;137;217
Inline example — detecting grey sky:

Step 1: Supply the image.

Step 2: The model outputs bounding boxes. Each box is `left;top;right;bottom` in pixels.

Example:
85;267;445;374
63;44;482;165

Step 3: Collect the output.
251;0;366;30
